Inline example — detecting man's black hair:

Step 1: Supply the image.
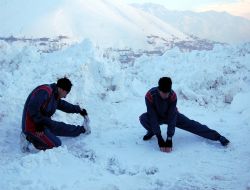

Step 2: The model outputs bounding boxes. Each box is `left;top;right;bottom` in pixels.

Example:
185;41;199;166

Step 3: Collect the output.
57;77;72;92
158;77;172;93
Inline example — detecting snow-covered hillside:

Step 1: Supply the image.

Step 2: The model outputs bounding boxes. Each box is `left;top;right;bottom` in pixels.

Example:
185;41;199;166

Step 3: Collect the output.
0;0;190;49
133;3;250;44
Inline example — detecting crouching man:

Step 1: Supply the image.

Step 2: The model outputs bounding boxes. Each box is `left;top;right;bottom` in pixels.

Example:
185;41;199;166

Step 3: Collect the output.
139;77;230;153
21;77;90;151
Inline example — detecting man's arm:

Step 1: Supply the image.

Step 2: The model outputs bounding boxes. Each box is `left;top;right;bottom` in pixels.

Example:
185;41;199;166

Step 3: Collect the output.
145;92;161;136
146;92;170;152
57;99;81;113
166;92;177;138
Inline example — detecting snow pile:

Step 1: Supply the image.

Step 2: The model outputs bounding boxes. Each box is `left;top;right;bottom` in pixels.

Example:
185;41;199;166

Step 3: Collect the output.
230;92;250;124
2;147;88;189
0;39;250;189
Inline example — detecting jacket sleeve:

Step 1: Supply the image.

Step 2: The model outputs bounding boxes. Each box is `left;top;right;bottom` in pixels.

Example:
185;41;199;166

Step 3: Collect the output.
57;99;81;113
28;89;53;129
145;92;161;136
166;92;177;137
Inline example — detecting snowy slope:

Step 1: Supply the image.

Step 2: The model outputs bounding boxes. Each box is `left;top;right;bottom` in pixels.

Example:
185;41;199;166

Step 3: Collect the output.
0;39;250;189
133;3;250;44
0;0;189;49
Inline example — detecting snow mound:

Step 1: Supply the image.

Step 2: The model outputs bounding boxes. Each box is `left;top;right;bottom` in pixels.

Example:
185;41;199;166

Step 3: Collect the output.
0;38;249;189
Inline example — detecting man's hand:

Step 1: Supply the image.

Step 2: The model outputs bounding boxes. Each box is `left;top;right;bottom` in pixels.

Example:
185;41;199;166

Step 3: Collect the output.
80;109;88;117
157;135;168;152
157;135;173;153
83;115;91;135
160;147;172;152
165;137;173;153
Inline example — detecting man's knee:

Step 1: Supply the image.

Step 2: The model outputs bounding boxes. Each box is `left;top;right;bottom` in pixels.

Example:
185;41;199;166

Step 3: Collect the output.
36;133;61;149
53;138;62;147
25;131;61;150
38;138;61;150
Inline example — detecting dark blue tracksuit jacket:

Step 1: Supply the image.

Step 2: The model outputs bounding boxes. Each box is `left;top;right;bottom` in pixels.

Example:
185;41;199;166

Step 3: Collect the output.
22;83;84;149
140;87;221;140
143;87;177;137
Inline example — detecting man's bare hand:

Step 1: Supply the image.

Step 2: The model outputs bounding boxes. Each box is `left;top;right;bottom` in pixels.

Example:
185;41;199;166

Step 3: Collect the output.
160;147;172;153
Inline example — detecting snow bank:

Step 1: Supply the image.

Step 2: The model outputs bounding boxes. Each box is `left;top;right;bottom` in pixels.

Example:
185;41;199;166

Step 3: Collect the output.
2;147;87;189
0;39;250;189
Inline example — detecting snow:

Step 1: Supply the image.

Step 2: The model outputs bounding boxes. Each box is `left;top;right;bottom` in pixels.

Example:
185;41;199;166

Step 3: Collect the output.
0;38;250;189
0;0;250;189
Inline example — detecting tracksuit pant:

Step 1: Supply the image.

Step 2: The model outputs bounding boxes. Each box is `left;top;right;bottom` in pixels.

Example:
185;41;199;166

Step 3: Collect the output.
139;112;221;141
25;124;84;150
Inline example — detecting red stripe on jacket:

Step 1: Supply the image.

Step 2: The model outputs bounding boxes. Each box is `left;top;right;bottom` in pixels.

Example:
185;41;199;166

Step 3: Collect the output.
170;92;177;102
146;92;153;103
24;85;52;133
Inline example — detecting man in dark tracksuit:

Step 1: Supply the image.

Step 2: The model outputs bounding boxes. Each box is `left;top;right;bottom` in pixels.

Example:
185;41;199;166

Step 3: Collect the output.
139;77;230;153
22;77;88;150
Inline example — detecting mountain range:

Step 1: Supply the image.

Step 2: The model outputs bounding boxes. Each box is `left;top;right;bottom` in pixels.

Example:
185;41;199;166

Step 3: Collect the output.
0;0;250;49
133;3;250;44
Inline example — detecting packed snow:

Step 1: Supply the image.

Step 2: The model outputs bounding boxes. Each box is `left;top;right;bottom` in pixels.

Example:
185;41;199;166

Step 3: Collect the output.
0;38;250;189
0;0;250;189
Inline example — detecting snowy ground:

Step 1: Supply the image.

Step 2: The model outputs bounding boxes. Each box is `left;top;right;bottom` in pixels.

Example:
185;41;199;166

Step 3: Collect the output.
0;40;250;190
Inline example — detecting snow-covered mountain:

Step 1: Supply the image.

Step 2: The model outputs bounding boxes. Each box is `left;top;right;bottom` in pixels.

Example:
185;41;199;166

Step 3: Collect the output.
133;3;250;44
0;0;191;49
1;0;230;64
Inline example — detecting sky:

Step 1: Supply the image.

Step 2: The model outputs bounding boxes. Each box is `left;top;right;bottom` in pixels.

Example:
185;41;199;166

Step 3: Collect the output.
125;0;250;19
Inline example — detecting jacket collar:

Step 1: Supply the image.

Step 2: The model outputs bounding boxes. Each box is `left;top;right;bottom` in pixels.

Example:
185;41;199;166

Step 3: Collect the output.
50;83;59;99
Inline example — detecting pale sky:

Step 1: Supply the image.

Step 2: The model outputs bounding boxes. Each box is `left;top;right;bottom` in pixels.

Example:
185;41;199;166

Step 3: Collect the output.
124;0;250;19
